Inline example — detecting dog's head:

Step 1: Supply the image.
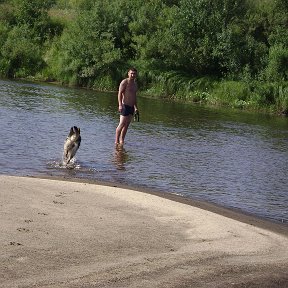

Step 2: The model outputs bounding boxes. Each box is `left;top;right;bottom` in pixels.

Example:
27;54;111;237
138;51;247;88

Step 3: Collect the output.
68;126;80;137
73;126;80;136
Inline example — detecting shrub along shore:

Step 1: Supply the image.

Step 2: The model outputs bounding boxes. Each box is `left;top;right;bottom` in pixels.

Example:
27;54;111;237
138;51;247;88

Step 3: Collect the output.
0;0;288;115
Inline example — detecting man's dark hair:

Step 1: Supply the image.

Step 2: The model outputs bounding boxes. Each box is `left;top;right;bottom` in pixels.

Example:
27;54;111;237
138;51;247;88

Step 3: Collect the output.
129;67;137;73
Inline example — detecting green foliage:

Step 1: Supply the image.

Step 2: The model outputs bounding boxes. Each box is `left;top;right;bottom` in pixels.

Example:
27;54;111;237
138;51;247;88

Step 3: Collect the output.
163;0;248;75
12;0;62;42
268;0;288;46
250;82;288;114
46;1;123;87
265;44;288;81
12;0;56;25
1;0;288;114
211;81;252;108
1;24;44;77
129;0;166;61
0;0;63;78
276;84;288;114
206;80;288;113
0;2;15;25
0;21;9;46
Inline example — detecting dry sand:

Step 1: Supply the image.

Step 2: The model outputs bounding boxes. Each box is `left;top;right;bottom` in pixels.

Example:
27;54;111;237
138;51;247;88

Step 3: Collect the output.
0;175;288;288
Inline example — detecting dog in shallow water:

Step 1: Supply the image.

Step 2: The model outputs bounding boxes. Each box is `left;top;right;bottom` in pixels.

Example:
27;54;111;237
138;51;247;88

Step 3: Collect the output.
63;126;81;165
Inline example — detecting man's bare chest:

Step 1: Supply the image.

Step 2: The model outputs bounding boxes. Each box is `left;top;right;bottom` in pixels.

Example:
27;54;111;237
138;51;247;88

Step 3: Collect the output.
125;82;137;94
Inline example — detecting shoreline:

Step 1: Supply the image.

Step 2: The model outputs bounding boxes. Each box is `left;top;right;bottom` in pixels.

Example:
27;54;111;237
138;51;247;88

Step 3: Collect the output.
34;174;288;236
1;175;288;287
1;77;285;117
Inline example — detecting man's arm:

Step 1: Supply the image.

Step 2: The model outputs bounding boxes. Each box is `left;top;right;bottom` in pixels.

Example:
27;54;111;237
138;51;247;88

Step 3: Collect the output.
118;80;127;112
134;100;138;111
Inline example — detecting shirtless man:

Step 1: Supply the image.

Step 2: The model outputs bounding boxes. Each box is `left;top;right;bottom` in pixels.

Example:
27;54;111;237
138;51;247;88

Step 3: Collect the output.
115;67;139;145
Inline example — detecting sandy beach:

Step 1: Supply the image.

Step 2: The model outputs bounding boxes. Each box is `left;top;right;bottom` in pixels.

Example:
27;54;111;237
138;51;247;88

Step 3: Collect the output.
1;175;287;288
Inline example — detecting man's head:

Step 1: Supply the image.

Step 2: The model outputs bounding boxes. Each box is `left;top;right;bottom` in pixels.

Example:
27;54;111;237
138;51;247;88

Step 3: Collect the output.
128;67;137;79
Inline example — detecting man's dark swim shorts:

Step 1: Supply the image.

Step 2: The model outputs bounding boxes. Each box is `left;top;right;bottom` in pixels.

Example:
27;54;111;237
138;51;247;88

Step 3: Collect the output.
121;104;135;116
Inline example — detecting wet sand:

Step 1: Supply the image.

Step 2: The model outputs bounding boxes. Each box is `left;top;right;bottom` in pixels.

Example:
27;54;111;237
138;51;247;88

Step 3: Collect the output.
1;175;288;288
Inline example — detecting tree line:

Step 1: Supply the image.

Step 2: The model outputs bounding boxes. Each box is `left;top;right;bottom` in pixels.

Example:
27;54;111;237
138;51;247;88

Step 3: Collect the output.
0;0;288;114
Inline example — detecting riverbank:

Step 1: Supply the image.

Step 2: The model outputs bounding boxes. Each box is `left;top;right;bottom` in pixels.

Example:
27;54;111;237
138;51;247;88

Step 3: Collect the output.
1;175;288;288
3;76;288;118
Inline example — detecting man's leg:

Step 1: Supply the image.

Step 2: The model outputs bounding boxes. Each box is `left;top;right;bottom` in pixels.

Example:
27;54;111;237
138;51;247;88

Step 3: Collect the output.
119;124;129;144
115;116;125;144
119;115;132;144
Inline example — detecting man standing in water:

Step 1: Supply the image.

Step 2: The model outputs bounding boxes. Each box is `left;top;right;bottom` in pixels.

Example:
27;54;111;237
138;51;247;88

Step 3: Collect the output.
115;67;139;145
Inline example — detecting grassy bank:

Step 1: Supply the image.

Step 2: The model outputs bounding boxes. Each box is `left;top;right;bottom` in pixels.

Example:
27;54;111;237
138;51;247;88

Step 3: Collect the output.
138;71;288;116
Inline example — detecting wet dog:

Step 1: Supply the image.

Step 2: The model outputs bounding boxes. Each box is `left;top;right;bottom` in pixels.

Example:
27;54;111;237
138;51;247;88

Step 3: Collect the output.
63;126;81;165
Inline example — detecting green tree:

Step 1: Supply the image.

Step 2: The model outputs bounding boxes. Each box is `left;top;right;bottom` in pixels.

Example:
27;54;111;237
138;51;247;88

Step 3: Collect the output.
269;0;288;46
265;44;288;81
132;0;248;78
47;1;122;87
0;0;64;77
1;24;44;77
12;0;62;42
13;0;56;25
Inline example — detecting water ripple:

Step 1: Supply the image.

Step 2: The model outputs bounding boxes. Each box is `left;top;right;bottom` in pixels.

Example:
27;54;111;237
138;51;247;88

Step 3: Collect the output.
1;79;288;224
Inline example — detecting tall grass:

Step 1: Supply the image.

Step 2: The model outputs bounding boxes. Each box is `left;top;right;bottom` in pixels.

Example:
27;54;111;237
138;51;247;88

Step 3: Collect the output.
138;69;288;114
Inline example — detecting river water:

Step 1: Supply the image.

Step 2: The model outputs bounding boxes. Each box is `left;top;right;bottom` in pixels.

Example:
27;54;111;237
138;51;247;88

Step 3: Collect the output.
1;79;288;224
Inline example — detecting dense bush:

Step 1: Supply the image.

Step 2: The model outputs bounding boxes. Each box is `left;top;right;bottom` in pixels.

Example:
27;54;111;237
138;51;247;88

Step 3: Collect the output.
0;0;287;113
0;0;62;77
1;24;44;77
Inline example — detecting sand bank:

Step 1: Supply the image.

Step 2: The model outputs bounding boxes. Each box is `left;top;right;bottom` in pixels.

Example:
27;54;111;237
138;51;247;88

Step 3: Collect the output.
1;175;287;287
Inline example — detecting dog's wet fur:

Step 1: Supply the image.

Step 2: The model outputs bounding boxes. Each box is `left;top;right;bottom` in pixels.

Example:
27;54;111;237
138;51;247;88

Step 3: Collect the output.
63;126;81;165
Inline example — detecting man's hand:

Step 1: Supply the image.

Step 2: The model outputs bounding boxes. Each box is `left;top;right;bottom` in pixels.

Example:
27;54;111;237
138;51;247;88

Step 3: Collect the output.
134;109;139;122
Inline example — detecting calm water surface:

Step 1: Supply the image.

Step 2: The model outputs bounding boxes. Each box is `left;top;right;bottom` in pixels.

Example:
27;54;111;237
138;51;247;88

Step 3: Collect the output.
1;79;288;224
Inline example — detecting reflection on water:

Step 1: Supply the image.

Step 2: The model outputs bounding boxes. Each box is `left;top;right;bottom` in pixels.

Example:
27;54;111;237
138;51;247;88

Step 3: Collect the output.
1;78;288;224
113;145;129;170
